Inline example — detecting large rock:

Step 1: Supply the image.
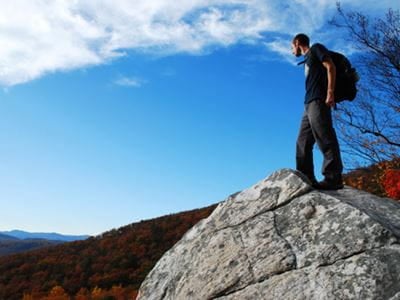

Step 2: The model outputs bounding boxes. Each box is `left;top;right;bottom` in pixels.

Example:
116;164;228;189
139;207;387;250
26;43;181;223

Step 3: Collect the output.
137;169;400;300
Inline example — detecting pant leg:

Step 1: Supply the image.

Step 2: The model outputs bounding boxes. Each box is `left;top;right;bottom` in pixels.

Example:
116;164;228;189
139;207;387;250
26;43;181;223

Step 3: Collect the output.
306;100;343;181
296;110;317;182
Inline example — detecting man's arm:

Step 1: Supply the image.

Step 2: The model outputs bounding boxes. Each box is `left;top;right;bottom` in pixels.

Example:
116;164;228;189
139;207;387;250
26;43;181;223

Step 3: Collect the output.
322;57;336;107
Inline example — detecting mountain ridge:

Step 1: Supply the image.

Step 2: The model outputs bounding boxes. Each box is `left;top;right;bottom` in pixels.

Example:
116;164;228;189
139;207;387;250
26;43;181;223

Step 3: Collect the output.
0;230;90;257
0;230;90;242
0;233;18;241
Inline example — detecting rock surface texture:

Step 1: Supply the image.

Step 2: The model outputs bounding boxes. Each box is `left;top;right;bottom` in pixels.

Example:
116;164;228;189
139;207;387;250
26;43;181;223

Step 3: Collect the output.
137;169;400;300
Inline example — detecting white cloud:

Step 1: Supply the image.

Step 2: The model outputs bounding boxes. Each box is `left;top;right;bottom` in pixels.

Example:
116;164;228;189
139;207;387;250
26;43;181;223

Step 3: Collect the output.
0;0;397;86
262;39;296;64
114;76;146;88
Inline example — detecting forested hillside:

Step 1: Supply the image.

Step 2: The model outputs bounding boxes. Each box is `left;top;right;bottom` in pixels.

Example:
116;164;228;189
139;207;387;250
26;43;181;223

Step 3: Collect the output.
0;204;217;300
0;238;63;257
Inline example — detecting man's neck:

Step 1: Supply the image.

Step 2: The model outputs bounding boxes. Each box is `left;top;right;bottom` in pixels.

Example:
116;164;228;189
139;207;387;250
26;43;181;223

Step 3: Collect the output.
302;46;310;56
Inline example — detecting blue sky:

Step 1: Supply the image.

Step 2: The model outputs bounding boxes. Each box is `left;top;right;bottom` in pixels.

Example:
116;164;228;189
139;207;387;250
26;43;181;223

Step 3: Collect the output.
0;1;398;235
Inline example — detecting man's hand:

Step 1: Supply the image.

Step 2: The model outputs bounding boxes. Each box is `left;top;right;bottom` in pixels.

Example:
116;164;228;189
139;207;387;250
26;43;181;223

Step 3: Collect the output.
325;90;335;107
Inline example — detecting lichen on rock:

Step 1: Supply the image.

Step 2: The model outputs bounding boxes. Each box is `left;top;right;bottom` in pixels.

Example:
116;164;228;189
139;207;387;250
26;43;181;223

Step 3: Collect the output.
137;169;400;300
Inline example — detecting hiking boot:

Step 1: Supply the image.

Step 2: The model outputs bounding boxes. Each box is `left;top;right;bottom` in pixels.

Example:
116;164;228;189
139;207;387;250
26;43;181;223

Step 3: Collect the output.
304;175;318;187
314;179;344;190
310;179;319;187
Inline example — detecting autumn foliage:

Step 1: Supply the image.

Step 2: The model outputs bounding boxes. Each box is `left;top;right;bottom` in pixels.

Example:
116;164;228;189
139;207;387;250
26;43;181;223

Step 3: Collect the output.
343;157;400;199
0;204;217;300
21;285;138;300
381;169;400;200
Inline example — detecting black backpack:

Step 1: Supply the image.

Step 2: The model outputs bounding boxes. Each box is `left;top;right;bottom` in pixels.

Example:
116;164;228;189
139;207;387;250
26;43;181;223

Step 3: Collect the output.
298;49;359;103
328;51;359;103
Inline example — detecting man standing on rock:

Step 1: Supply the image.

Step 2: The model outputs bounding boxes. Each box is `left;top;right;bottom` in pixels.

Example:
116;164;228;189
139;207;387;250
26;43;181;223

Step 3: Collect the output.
292;33;344;190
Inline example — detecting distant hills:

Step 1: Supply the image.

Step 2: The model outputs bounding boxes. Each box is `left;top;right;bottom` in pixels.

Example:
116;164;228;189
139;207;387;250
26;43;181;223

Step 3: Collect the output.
0;233;19;241
0;230;90;257
0;230;90;242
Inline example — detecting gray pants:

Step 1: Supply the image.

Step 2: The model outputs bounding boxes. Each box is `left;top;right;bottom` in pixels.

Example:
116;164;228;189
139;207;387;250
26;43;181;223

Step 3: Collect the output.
296;99;343;182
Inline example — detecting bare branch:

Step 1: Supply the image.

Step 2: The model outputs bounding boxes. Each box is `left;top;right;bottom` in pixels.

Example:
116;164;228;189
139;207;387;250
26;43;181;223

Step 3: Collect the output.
331;4;400;165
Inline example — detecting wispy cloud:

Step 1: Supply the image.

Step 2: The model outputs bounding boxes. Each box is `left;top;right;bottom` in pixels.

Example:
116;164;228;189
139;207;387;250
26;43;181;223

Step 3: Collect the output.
261;39;296;64
114;76;146;88
0;0;397;86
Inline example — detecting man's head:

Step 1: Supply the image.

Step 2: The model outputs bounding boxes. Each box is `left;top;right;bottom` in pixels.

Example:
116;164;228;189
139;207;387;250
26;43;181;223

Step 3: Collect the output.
292;33;310;57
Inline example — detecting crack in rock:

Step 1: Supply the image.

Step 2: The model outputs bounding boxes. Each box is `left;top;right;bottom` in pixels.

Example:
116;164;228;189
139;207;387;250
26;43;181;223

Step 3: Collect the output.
315;242;400;269
137;169;400;300
213;243;400;300
273;211;298;269
210;186;313;235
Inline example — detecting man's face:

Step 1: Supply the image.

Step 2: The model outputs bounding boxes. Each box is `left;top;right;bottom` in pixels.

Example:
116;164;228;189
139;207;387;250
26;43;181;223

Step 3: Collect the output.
291;41;301;57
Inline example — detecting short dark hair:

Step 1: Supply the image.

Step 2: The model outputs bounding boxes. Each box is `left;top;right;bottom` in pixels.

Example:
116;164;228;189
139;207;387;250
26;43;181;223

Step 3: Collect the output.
293;33;310;46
